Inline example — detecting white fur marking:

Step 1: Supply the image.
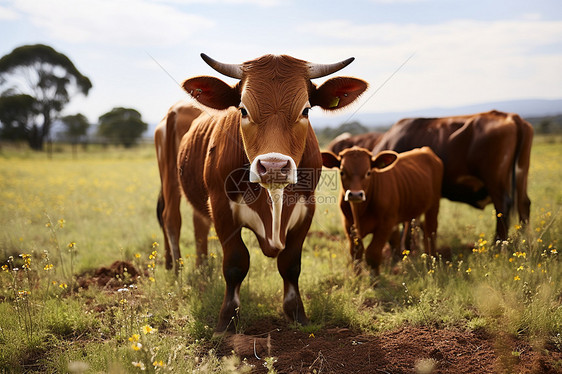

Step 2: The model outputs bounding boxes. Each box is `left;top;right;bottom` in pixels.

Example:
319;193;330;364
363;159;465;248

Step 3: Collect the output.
287;196;307;231
267;188;285;250
284;284;296;304
229;200;266;239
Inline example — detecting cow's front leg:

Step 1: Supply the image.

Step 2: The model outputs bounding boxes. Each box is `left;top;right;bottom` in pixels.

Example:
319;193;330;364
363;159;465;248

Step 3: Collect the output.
216;229;250;334
278;233;309;326
365;225;393;276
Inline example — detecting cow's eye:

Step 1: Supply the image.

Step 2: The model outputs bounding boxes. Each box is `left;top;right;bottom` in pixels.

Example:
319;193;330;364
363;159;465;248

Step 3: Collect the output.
302;107;310;117
240;107;248;117
340;170;344;177
366;170;371;178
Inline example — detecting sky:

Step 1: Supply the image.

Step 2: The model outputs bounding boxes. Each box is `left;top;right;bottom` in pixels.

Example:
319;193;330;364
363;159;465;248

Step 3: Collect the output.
1;0;562;127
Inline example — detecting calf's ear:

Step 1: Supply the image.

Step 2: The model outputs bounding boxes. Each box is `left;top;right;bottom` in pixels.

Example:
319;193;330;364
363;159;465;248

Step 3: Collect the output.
182;76;240;110
372;151;398;171
310;77;368;110
321;151;341;169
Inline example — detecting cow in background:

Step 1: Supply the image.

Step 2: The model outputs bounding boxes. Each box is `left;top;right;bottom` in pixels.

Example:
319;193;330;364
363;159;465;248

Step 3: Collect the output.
154;102;202;270
326;131;384;155
322;147;443;274
176;53;367;332
372;111;533;241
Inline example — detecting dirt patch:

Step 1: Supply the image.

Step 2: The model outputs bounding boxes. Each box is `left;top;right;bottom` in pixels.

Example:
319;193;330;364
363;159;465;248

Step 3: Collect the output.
76;260;143;290
218;318;562;373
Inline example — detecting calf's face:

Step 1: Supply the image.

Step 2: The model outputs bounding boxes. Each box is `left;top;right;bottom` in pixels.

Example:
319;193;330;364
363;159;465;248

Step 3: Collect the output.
322;148;398;202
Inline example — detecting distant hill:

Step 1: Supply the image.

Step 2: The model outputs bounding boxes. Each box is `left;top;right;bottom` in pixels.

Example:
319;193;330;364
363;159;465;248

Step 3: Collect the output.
144;98;562;139
311;98;562;129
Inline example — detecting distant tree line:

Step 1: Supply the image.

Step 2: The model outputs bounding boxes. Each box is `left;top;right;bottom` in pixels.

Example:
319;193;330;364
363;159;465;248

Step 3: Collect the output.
0;44;148;150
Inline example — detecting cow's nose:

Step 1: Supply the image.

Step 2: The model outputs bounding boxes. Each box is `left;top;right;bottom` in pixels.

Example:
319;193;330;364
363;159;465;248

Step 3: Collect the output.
257;159;290;178
344;190;366;202
250;153;297;186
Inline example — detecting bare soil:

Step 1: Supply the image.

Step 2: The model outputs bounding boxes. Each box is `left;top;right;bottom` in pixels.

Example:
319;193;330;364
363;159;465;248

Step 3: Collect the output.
80;262;562;373
76;260;143;290
219;317;562;374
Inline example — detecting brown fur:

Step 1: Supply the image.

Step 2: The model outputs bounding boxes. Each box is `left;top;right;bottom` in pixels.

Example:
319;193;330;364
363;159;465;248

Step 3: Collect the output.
154;102;202;270
323;147;443;274
326;131;384;155
172;54;367;333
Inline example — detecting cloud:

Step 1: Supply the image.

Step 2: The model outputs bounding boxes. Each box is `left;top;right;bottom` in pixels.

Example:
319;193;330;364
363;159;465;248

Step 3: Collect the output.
0;5;19;20
296;17;562;112
10;0;215;46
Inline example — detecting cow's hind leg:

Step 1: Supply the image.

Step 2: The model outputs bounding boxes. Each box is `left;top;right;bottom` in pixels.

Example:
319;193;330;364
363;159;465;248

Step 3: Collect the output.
156;190;173;269
278;231;309;326
491;191;512;242
162;188;183;271
193;210;211;267
216;230;250;334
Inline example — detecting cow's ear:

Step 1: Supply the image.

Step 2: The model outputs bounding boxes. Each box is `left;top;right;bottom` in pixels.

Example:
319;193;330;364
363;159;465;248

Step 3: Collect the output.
321;151;341;169
310;77;368;111
372;151;398;171
182;76;240;110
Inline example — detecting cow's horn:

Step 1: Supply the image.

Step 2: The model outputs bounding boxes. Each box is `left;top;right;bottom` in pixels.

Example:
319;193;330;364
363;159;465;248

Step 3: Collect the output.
200;53;244;79
308;57;355;79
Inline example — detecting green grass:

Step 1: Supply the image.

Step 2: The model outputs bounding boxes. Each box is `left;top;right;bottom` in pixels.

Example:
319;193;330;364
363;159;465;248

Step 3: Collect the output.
0;139;560;372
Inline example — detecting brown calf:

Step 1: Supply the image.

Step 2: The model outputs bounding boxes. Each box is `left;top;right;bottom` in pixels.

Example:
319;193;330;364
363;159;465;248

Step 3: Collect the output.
322;147;443;274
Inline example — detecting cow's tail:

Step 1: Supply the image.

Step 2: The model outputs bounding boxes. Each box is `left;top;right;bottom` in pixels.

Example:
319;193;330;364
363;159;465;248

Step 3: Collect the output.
510;113;533;223
156;188;165;229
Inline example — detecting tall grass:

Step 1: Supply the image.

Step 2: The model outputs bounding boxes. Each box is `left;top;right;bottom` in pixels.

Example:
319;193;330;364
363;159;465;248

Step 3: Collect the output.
0;139;560;372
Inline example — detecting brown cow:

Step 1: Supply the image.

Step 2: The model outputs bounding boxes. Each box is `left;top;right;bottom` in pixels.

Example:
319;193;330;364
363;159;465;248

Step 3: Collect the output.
322;146;443;274
326;131;384;154
154;101;202;270
176;53;367;333
372;110;533;241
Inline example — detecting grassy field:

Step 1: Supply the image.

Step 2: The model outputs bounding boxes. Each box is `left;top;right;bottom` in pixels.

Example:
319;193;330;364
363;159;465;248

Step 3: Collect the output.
0;139;560;373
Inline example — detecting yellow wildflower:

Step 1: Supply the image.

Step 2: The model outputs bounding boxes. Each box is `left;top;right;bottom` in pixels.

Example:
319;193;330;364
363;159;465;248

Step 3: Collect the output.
309;333;315;338
59;283;68;289
466;268;472;274
128;334;140;342
44;264;53;271
514;275;521;281
153;360;165;368
142;325;156;335
131;342;142;351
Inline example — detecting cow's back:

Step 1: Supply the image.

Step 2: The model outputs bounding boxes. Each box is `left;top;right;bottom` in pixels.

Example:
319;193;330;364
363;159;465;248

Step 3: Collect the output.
369;147;443;223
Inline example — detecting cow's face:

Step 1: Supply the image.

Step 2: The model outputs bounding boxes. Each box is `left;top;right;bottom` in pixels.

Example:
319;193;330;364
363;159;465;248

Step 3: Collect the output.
322;148;398;202
182;54;368;189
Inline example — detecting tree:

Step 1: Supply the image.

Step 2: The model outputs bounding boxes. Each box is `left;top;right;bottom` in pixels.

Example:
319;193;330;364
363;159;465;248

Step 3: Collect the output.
61;113;90;157
98;107;148;147
61;113;89;143
0;44;92;150
0;94;39;141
